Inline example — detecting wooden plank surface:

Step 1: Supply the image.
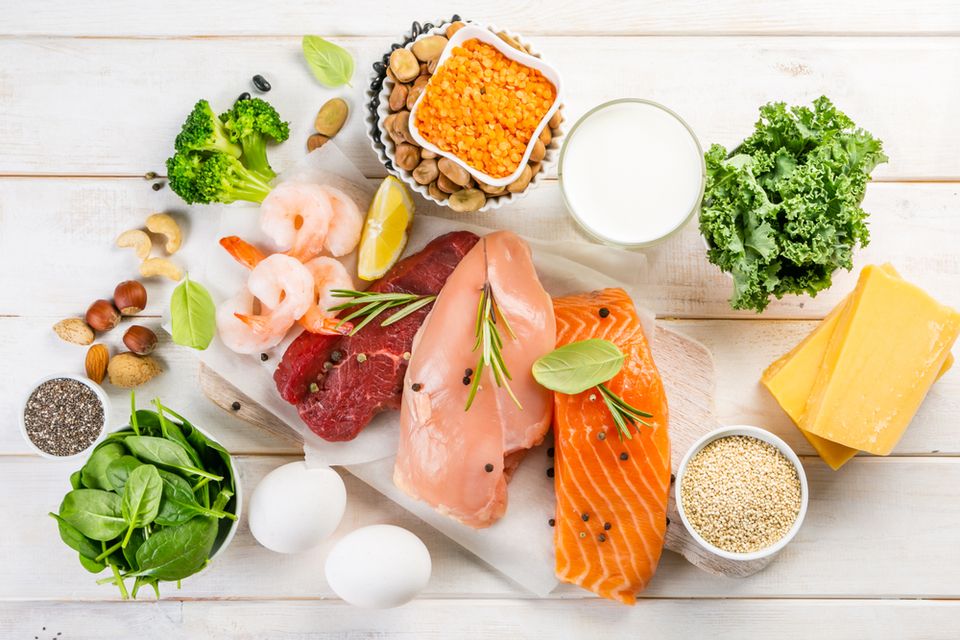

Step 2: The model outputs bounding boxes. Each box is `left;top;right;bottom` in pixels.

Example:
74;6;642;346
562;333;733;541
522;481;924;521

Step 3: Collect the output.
6;455;960;600
0;37;958;179
0;178;956;320
4;1;959;36
4;600;960;639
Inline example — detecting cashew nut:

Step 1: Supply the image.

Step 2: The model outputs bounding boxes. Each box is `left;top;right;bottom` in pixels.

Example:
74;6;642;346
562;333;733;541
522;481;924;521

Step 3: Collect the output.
145;213;182;255
139;257;183;281
116;229;152;260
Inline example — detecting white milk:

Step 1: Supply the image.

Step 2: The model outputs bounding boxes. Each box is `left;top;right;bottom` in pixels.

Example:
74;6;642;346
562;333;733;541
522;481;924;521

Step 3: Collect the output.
560;100;704;246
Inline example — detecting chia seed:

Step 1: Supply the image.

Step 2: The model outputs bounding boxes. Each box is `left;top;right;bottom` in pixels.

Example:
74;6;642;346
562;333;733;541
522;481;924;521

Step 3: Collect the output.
23;378;104;457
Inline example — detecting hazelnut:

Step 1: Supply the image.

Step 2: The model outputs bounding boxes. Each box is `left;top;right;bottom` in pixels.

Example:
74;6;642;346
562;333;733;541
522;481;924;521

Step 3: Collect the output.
114;280;147;315
85;299;121;332
123;325;158;356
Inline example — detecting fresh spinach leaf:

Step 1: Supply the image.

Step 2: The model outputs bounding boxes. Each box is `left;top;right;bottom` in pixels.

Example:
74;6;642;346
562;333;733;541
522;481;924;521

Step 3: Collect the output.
156;470;233;526
125;436;222;481
123;527;146;571
80;442;127;491
69;470;83;490
79;553;106;574
49;512;102;561
121;465;162;547
134;517;218;581
59;490;127;541
105;455;143;494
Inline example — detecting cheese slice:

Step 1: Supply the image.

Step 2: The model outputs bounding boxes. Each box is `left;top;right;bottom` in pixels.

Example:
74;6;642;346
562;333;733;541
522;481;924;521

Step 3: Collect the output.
801;265;960;455
761;265;954;470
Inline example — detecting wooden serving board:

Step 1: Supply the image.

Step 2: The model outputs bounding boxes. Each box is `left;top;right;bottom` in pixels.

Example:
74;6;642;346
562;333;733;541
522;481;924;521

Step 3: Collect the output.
199;324;774;580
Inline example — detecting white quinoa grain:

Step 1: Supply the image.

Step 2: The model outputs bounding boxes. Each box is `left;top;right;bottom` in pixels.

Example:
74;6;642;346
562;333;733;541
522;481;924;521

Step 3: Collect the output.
680;435;801;554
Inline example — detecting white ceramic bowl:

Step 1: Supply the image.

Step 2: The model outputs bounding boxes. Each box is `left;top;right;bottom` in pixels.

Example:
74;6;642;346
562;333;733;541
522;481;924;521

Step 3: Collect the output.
407;24;564;187
369;22;563;212
675;425;809;562
19;373;110;461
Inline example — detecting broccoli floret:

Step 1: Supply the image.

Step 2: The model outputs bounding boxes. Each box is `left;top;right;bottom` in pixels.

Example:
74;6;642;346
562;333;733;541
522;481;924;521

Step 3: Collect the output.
174;99;242;158
219;98;290;181
166;151;272;205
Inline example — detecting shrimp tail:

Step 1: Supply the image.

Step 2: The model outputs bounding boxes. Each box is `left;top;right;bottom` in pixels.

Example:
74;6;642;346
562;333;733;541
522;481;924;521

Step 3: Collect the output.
299;311;352;336
220;236;266;269
234;312;273;335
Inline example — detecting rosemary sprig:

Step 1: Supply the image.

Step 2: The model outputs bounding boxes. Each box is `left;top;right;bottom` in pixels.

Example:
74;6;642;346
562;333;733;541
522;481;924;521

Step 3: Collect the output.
465;280;522;411
597;383;653;441
327;289;436;336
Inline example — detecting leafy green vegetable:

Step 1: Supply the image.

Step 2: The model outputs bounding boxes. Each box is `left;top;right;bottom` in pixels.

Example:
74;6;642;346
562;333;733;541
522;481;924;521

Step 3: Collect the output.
105;456;143;494
125;436;222;481
69;470;83;490
50;512;102;562
699;96;887;313
170;275;216;351
302;36;354;87
134;517;218;581
59;490;127;541
532;339;625;394
121;465;162;547
155;469;235;526
80;442;126;491
79;554;106;573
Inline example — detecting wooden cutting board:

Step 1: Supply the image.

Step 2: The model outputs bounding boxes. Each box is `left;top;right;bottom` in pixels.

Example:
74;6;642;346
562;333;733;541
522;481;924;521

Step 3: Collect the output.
200;324;774;579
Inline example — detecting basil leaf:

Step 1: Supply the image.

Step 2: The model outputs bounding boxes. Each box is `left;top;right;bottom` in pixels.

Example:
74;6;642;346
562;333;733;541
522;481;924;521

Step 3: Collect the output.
125;436;222;481
79;553;106;574
59;490;127;541
170;275;216;350
105;456;143;494
302;36;354;87
134;517;219;581
50;512;102;561
80;442;127;491
532;339;626;395
121;465;162;545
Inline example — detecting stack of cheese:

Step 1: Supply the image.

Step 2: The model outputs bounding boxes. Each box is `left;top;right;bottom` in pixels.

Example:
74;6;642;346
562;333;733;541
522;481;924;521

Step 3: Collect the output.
762;264;960;470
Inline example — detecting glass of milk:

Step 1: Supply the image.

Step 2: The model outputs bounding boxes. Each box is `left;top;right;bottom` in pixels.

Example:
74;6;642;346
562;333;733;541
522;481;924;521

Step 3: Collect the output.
559;99;705;247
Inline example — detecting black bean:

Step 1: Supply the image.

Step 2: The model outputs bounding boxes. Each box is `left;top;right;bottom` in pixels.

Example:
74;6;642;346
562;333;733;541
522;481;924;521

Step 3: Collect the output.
373;61;386;73
236;92;251;102
252;74;271;92
411;21;422;37
391;43;403;51
231;401;241;411
423;22;434;30
452;14;461;22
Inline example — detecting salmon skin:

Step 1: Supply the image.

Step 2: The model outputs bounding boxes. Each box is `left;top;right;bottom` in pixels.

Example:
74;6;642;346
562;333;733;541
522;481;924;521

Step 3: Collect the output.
394;231;556;528
552;288;671;605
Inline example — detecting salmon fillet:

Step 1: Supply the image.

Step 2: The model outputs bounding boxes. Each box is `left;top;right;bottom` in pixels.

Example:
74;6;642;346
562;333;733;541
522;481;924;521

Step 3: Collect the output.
394;231;556;528
552;288;671;604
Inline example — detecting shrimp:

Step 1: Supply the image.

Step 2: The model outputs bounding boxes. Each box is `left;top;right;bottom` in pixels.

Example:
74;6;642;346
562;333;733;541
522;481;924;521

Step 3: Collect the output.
320;185;364;257
260;181;334;262
216;288;279;354
300;256;355;333
219;236;350;335
232;254;314;347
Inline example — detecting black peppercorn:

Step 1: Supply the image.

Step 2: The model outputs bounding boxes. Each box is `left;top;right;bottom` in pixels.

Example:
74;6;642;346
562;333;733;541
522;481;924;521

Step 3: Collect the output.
412;383;422;392
581;513;589;522
484;463;494;472
252;74;271;92
152;182;163;191
670;473;676;484
462;376;471;385
620;452;629;461
598;534;606;543
666;516;671;526
598;431;606;441
546;467;554;478
464;368;473;377
231;401;241;411
547;447;554;457
548;518;555;527
260;353;268;362
603;522;612;531
599;307;610;318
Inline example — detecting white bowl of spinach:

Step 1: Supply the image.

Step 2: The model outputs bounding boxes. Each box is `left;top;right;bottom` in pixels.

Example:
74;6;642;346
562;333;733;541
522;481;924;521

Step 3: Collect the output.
49;394;240;599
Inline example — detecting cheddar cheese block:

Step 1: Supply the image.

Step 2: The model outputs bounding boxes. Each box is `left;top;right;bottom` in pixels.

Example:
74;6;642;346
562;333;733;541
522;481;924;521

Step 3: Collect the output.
801;265;960;455
762;265;953;469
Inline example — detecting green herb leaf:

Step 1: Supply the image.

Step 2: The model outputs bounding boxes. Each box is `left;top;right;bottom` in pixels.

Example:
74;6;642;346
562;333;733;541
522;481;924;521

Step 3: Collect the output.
170;275;216;350
302;36;354;88
50;512;102;561
155;469;235;527
59;490;127;541
105;455;143;494
134;517;219;581
79;553;106;574
120;465;162;547
532;339;626;395
125;436;223;482
80;442;127;491
465;273;521;411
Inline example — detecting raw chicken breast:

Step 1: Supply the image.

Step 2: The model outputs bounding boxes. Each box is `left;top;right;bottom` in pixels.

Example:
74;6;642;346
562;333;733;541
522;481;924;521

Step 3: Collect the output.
393;231;556;528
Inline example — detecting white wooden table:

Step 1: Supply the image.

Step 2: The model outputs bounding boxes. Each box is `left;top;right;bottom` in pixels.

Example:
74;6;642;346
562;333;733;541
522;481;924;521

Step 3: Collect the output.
2;2;959;637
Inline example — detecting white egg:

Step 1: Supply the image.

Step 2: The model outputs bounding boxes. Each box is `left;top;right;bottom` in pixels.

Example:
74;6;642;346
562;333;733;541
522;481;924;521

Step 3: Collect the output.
325;524;431;608
248;461;346;554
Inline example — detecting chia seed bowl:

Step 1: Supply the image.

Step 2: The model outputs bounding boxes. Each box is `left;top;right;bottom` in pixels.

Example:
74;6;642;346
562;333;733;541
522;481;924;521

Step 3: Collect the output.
19;374;110;461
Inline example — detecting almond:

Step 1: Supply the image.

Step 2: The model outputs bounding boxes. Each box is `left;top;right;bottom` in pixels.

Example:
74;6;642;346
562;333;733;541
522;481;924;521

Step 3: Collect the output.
53;318;95;346
85;344;109;384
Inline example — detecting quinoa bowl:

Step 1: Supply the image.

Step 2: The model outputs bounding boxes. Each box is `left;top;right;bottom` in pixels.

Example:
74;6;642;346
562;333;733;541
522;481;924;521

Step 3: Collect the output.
675;425;809;563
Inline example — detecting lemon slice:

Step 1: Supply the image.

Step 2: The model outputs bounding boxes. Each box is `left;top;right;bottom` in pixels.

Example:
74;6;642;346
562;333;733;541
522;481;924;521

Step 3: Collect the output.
358;176;415;281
